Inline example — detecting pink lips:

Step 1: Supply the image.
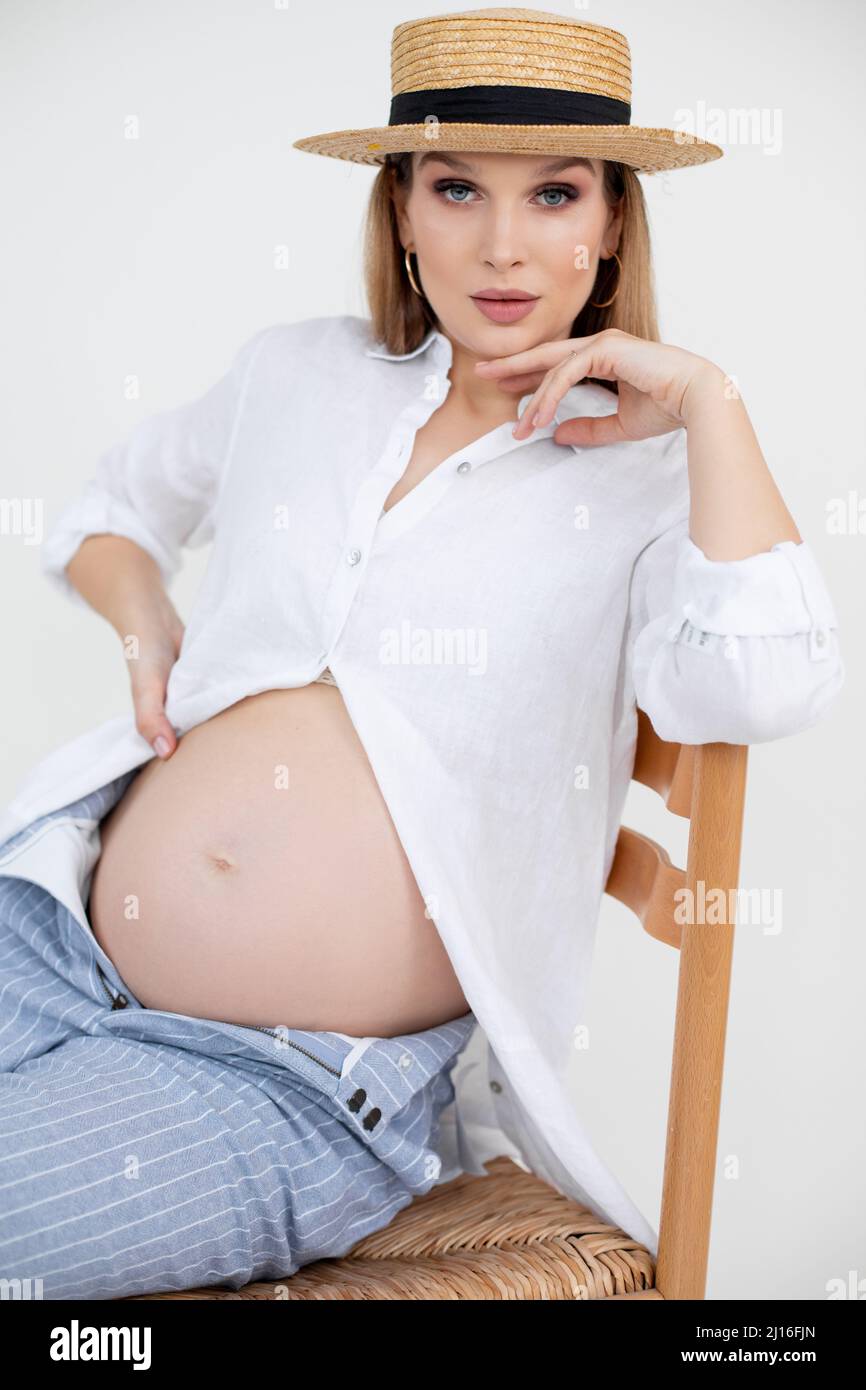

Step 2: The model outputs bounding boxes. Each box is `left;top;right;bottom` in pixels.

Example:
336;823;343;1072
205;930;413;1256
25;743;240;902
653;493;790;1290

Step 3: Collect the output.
470;293;539;324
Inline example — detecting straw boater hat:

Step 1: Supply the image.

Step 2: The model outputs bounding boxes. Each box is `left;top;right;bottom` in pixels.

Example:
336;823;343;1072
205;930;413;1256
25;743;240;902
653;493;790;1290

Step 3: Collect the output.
292;6;723;173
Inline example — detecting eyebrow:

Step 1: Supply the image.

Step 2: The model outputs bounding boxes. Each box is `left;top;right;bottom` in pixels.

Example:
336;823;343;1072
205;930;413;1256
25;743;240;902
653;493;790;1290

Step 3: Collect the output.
416;153;597;177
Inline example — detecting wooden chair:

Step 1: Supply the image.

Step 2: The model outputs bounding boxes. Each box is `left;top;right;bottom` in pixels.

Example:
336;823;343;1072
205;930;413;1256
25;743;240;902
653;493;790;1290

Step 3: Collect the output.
123;710;749;1301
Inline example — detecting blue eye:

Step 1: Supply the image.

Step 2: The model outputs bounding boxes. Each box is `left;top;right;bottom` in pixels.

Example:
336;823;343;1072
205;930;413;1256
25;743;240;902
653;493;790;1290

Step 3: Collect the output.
433;179;580;208
537;186;575;207
436;180;475;203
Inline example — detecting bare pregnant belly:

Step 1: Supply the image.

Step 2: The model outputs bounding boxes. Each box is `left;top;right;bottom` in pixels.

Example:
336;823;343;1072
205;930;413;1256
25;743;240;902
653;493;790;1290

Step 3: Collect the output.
88;684;470;1038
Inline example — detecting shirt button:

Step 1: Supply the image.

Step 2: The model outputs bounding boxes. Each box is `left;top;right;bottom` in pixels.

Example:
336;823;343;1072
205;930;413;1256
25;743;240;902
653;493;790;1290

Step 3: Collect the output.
456;460;471;474
346;548;362;566
398;1052;412;1070
489;1079;502;1094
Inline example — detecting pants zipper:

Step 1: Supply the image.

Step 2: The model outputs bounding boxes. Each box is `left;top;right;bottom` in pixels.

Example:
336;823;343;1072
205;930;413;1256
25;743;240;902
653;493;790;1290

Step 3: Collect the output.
96;962;129;1010
94;963;340;1076
229;1024;342;1077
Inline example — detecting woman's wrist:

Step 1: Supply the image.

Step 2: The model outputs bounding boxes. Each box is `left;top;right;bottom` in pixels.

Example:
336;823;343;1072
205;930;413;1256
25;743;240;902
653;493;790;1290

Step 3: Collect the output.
108;584;181;647
679;360;732;428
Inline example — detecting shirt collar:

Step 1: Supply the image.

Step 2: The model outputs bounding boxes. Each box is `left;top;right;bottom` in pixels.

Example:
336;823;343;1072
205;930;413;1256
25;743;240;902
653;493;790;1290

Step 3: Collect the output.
364;325;615;427
365;327;543;420
364;326;447;362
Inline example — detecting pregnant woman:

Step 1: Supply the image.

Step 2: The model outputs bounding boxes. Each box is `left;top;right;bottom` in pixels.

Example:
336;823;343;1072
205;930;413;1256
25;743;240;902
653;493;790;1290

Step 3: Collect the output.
0;10;844;1300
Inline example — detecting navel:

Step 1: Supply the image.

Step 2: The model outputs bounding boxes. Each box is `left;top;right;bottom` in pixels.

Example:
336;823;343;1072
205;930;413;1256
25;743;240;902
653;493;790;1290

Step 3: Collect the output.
206;852;237;873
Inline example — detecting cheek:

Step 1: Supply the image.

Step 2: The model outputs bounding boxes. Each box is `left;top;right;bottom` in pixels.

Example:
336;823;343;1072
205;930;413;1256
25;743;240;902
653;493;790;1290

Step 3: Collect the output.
548;211;606;279
415;221;462;280
413;188;461;235
547;193;608;262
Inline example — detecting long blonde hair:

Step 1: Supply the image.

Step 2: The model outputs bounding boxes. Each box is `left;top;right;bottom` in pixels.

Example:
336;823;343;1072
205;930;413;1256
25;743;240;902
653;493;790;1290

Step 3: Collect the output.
362;152;659;394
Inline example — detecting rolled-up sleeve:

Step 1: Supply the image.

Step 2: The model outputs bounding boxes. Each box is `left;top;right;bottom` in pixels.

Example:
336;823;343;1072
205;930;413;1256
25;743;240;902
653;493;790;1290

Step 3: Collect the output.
627;507;845;745
40;326;273;608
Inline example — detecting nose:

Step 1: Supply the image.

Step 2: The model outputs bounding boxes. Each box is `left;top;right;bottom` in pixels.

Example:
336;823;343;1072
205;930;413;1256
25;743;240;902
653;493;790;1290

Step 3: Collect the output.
477;202;529;271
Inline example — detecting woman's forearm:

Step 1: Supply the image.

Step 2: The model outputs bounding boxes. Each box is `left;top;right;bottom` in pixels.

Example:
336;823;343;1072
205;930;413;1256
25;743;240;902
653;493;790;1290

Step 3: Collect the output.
64;534;185;757
680;363;802;561
64;535;169;636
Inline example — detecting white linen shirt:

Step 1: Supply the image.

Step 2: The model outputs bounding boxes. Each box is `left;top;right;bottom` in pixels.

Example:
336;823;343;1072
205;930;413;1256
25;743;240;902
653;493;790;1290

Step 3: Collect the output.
0;315;845;1255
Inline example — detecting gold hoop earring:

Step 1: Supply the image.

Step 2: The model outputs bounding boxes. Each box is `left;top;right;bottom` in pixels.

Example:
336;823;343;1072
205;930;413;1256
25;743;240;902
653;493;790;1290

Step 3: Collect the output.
589;251;622;309
404;246;423;297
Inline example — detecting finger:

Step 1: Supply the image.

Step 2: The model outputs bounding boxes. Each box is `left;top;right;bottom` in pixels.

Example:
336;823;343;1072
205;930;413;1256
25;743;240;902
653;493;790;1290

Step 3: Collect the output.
131;672;178;757
516;334;634;439
512;353;588;440
553;411;628;448
486;369;548;395
515;353;587;437
511;370;556;439
149;721;178;759
474;335;595;381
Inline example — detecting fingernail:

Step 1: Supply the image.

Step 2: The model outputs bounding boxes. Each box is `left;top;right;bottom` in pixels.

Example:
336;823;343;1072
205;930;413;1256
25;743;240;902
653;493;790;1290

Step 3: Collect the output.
153;735;171;757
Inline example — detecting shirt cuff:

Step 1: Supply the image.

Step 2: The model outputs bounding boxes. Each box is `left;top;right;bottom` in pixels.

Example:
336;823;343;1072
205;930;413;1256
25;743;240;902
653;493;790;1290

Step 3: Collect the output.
668;536;838;659
40;492;178;607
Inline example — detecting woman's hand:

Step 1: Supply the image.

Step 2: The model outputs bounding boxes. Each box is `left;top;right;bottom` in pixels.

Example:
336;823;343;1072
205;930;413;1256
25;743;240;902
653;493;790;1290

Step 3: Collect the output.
477;327;802;561
121;592;186;760
475;328;722;447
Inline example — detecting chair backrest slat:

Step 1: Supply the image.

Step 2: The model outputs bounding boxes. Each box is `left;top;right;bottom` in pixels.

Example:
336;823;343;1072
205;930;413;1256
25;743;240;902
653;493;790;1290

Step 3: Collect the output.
602;709;749;1299
631;709;695;818
605;827;685;948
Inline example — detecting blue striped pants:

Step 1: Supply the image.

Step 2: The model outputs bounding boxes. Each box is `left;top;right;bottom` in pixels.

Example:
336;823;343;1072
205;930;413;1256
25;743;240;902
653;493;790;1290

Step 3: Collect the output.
0;775;475;1300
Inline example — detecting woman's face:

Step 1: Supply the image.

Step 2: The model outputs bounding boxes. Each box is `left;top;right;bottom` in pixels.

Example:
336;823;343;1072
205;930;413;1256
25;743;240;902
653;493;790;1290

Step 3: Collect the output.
394;151;622;357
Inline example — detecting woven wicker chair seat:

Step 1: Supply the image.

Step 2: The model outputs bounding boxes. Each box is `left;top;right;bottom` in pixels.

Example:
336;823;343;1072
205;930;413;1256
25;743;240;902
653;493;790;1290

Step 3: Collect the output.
122;1156;657;1301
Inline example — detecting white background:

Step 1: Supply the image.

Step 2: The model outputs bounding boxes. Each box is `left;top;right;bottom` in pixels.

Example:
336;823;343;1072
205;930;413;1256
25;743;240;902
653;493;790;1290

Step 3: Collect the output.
1;0;863;1300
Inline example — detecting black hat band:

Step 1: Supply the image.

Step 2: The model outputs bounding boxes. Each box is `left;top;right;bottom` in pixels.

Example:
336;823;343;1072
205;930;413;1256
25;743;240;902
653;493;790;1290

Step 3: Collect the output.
389;84;631;128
